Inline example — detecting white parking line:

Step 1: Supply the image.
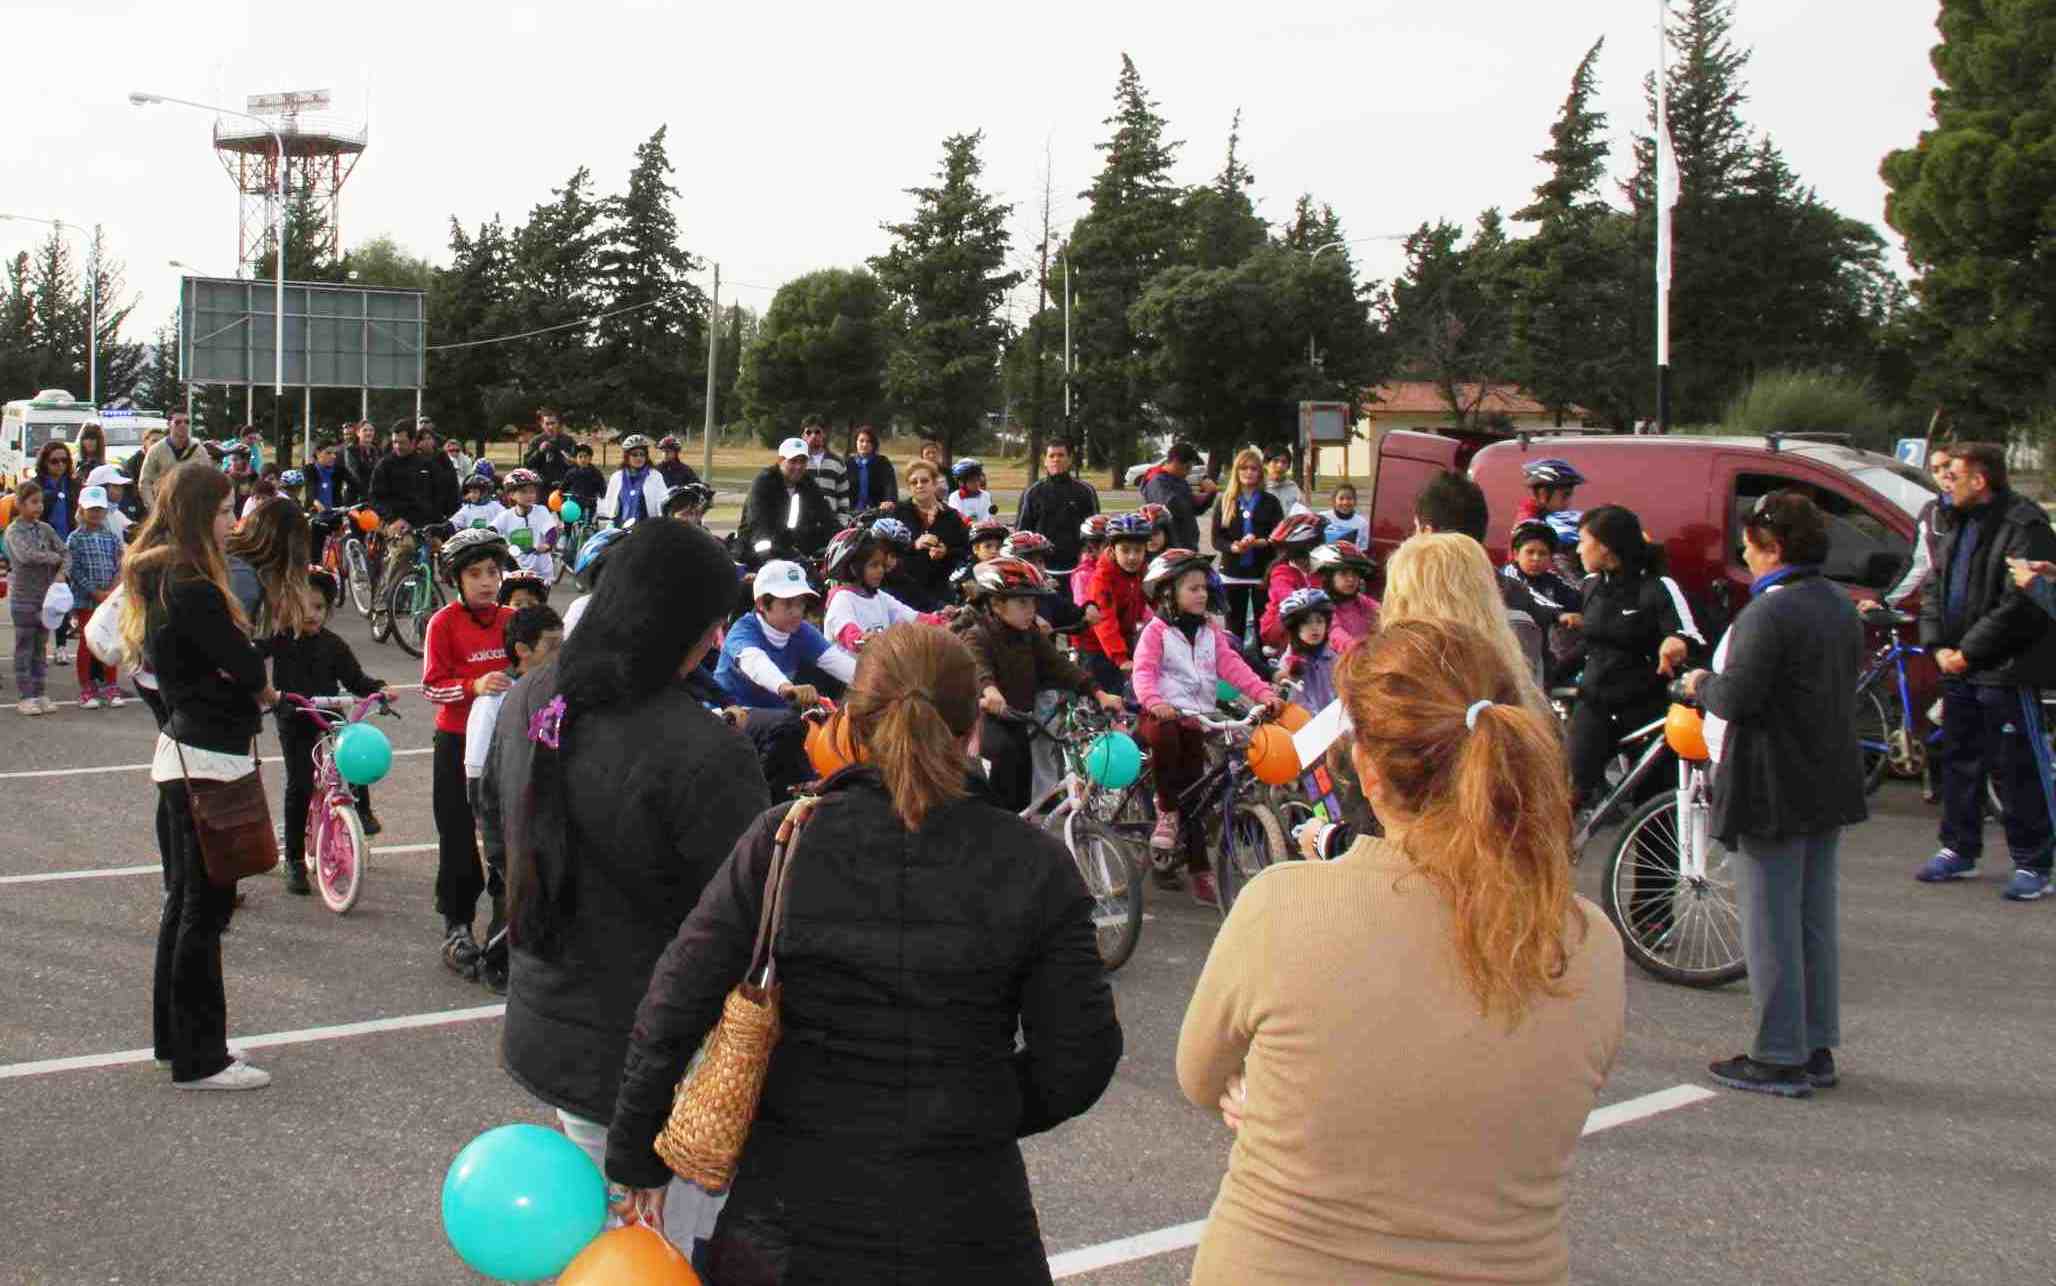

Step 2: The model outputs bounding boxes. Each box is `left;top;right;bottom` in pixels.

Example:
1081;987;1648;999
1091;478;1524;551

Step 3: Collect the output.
0;745;432;782
1044;1083;1719;1279
0;843;437;885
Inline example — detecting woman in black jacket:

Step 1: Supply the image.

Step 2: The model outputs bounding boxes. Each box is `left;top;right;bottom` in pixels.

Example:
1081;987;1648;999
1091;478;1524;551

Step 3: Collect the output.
1566;505;1706;807
1211;448;1286;646
606;623;1122;1284
898;459;970;610
119;461;279;1091
486;520;771;1252
1684;492;1865;1098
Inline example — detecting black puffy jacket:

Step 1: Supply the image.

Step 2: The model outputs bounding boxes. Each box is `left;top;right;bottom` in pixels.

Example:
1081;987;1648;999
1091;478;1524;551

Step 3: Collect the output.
607;769;1122;1285
1577;566;1705;707
1918;489;2056;688
488;662;771;1123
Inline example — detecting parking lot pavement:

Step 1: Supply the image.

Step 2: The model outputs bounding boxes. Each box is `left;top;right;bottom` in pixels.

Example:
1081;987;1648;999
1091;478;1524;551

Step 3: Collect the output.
4;602;2054;1283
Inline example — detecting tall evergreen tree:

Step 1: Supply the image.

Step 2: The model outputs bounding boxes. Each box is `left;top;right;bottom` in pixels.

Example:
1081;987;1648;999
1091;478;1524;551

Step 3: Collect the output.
1883;0;2056;430
1180;110;1267;269
1509;39;1638;426
506;168;608;420
137;312;186;414
739;268;889;443
425;215;521;439
1067;55;1187;482
1385;214;1516;426
594;126;708;437
868;130;1022;455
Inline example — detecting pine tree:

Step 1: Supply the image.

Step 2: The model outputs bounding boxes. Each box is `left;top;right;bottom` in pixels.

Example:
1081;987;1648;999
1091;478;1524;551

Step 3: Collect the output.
426;215;521;439
738;269;889;443
1883;0;2056;429
506;168;608;421
137;312;186;414
1068;54;1187;483
1509;39;1638;426
1386;214;1515;426
1180;109;1267;269
594;126;708;438
868;130;1022;456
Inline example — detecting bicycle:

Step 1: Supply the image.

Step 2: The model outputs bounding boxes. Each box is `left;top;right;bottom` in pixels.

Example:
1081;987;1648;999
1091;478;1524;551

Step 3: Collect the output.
280;691;399;913
552;512;597;588
1853;604;1926;793
1573;684;1745;988
999;701;1147;972
334;507;384;621
385;523;453;658
1099;705;1289;917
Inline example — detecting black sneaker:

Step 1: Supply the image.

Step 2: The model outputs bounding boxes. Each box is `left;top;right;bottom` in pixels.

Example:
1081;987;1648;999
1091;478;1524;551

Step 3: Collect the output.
1805;1048;1838;1089
441;924;481;979
1709;1054;1812;1099
358;810;382;837
479;955;508;994
283;860;312;896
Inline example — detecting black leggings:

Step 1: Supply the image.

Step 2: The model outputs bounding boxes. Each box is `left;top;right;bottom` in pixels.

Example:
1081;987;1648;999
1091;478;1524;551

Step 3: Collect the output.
433;729;483;926
981;717;1033;812
153;783;236;1081
1224;585;1259;648
1568;692;1669;803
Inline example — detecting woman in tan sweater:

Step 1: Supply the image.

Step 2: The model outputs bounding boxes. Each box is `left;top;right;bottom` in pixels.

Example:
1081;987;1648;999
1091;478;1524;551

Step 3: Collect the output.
1177;618;1625;1284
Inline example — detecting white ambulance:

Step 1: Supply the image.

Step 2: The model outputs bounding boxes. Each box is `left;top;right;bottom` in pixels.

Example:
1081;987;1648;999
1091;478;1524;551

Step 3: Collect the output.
1;389;100;480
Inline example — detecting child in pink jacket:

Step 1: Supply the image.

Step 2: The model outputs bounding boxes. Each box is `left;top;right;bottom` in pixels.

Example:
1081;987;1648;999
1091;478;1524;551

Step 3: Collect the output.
1133;549;1282;907
1257;513;1325;649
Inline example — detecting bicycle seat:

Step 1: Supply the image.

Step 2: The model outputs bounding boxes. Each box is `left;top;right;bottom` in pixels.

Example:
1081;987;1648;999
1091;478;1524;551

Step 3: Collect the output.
1861;605;1915;628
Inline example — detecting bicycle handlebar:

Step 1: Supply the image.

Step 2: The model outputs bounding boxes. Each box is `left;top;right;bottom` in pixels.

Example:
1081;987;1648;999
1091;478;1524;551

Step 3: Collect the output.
1190;708;1268;734
280;691;397;726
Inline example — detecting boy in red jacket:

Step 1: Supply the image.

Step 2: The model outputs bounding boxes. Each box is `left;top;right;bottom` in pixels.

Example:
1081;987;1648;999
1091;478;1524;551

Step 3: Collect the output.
1080;512;1155;694
421;529;517;977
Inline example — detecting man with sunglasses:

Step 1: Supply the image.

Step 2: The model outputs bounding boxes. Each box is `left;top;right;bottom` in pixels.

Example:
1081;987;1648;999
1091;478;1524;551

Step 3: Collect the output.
799;416;849;523
137;411;206;509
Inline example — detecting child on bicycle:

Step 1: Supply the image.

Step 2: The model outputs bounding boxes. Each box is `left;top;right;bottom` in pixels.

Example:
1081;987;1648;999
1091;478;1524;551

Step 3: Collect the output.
490;468;560;583
1001;531;1088;632
422;529;517;977
1132;548;1282;906
561;444;605;516
1137;503;1172;558
1257;512;1326;649
1075;514;1110;612
960;556;1125;810
498;569;549;612
712;559;858;709
469;602;563;993
868;516;928;611
1080;512;1155;695
274;567;388;895
1308;540;1377;646
822;528;932;669
1502;518;1584;685
1274;587;1343;711
451;470;504;531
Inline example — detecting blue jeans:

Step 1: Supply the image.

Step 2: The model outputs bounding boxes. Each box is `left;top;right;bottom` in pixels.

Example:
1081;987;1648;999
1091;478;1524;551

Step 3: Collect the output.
1734;829;1841;1066
1938;680;2053;871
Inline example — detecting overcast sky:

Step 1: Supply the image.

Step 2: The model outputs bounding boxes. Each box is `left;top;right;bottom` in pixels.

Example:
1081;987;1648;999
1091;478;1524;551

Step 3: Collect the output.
6;0;1943;364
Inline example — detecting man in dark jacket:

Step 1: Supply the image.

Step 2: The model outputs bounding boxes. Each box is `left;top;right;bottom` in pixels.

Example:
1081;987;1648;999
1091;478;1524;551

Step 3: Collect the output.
368;429;440;531
1915;442;2056;900
339;421;381;508
523;409;577;491
419;423;461;521
738;437;838;561
1015;437;1100;587
1138;440;1216;552
1685;491;1866;1097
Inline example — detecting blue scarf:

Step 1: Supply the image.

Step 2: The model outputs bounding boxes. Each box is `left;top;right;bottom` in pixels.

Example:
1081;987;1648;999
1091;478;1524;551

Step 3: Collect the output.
619;466;650;523
1749;563;1817;599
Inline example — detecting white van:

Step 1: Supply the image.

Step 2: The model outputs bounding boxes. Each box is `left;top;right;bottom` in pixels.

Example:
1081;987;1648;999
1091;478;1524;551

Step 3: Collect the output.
1;389;100;480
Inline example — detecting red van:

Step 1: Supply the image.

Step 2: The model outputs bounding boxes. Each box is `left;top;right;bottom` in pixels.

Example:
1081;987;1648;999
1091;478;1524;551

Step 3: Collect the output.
1366;429;1938;628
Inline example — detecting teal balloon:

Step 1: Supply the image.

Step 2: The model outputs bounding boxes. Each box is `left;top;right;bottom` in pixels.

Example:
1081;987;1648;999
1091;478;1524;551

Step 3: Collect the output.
334;722;393;786
1216;677;1240;704
1084;731;1143;790
507;525;535;551
441;1123;606;1281
559;498;584;524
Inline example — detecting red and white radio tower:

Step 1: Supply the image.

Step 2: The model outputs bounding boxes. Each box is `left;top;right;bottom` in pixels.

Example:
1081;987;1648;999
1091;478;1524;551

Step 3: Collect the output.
213;89;367;276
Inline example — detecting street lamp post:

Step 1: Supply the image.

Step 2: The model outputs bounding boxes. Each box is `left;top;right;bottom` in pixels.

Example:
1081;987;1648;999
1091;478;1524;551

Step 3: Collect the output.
1;213;97;404
129;91;286;454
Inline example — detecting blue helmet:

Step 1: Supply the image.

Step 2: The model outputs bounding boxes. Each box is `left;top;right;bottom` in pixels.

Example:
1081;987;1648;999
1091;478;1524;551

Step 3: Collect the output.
1523;457;1586;488
1278;587;1334;628
470;460;498;484
1546;509;1584;547
870;516;913;549
571;524;629;587
279;468;305;487
951;457;984;481
1105;512;1154;543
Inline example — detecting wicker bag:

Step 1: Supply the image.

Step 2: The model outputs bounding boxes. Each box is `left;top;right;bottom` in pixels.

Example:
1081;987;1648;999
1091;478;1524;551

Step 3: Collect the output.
654;797;817;1192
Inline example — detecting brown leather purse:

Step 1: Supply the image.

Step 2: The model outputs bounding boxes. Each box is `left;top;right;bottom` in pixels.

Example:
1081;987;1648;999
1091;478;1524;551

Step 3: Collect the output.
176;745;280;887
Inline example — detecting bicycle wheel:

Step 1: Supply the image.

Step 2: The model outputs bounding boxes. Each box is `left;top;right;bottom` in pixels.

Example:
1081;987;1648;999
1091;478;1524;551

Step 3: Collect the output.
345;538;375;617
389;570;434;658
1856;685;1892;795
1065;816;1145;972
1602;792;1746;987
1214;800;1287;918
309;797;367;914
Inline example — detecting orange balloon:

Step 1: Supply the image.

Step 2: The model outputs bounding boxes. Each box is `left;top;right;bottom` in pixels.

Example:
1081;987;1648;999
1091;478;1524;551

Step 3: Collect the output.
1665;704;1709;762
805;708;860;778
353;508;379;533
1275;702;1313;733
548;489;565;513
558;1225;699;1285
1246;723;1301;786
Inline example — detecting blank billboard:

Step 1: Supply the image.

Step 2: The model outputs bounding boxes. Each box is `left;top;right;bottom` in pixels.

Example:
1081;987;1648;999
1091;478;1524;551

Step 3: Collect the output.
180;276;426;390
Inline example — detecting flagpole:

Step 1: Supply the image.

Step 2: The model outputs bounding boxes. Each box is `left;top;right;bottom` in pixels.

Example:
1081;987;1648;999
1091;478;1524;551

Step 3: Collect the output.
1655;0;1673;435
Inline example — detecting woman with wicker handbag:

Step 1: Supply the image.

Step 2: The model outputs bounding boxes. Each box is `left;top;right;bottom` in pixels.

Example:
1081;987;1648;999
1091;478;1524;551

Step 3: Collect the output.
487;519;771;1260
120;461;281;1091
605;622;1123;1284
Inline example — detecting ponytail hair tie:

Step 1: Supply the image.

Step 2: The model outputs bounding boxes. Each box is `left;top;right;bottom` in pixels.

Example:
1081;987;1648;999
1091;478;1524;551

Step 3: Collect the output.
1464;699;1493;731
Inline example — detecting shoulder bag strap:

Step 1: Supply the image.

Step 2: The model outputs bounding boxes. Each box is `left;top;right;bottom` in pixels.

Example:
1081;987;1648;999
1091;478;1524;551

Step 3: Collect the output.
748;796;819;988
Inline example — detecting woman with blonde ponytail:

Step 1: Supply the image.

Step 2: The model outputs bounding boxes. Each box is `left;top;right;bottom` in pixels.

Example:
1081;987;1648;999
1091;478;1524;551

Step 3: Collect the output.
608;622;1121;1281
1178;618;1624;1285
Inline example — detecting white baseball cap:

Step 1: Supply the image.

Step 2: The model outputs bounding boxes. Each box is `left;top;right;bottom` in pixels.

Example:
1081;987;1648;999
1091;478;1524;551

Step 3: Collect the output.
754;559;816;600
78;485;110;511
777;437;809;461
86;464;127;488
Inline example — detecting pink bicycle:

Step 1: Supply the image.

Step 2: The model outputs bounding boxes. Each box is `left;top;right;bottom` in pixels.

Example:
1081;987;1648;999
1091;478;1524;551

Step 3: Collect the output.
283;691;398;913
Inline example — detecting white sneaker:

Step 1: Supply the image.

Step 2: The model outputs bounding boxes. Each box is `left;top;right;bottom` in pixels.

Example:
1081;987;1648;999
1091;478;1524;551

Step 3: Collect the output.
16;699;37;716
79;693;103;710
105;690;127;709
34;696;56;715
157;1044;247;1069
174;1058;270;1091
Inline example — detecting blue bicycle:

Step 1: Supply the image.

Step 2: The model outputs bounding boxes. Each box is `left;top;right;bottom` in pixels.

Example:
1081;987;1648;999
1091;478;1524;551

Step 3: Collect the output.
1854;604;1924;794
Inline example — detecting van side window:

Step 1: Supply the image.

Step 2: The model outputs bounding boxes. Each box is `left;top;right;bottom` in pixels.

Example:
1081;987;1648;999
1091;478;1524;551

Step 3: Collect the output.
1731;473;1911;589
